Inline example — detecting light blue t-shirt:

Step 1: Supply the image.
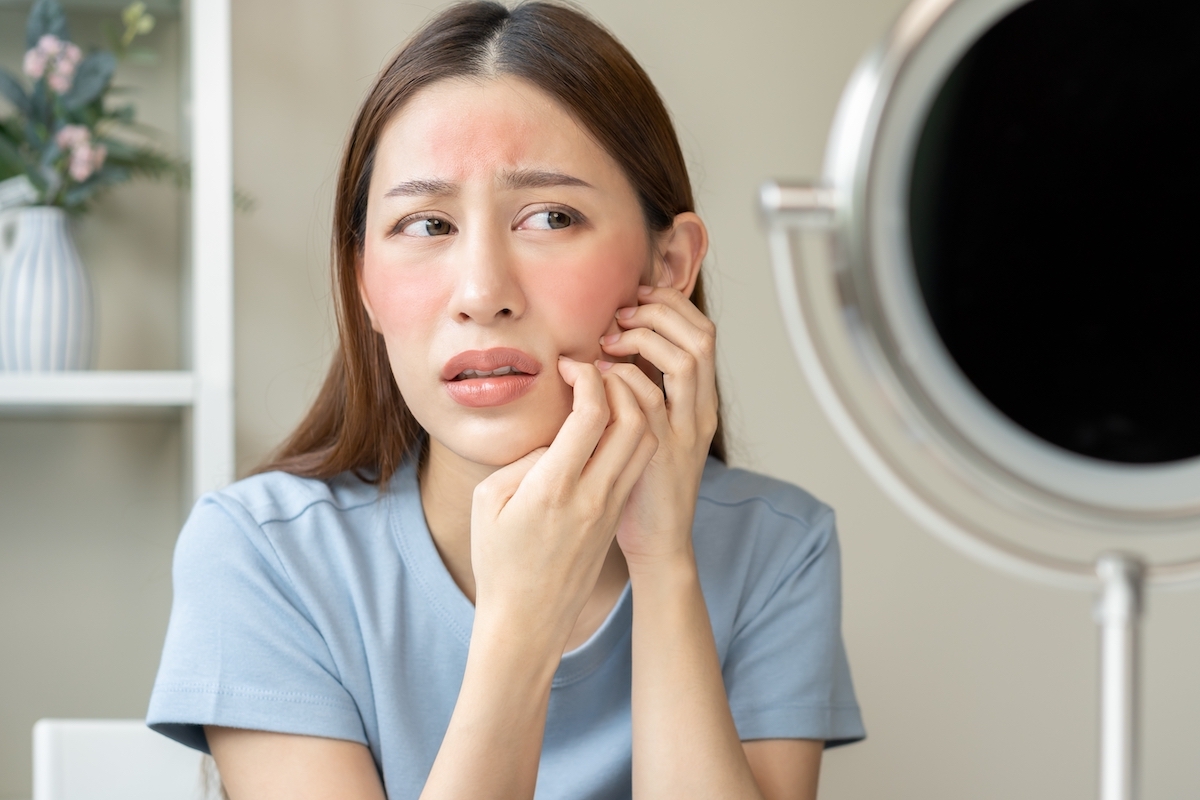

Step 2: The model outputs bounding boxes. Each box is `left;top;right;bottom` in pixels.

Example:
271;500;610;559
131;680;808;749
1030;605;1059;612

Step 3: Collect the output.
147;456;864;798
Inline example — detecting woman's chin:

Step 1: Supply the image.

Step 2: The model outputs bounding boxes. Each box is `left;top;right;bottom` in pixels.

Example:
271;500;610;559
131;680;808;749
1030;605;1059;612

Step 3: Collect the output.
432;423;561;470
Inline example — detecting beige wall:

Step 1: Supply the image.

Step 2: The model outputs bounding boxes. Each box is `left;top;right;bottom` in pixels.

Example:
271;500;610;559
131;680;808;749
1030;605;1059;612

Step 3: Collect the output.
2;0;1199;798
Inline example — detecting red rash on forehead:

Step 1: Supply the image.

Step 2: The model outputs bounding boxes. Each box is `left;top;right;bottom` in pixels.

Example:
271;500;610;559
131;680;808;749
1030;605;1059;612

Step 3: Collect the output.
377;78;589;188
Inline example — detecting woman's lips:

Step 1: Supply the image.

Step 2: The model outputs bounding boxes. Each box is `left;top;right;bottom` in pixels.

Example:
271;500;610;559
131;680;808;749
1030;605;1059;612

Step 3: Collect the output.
445;373;538;407
442;347;541;408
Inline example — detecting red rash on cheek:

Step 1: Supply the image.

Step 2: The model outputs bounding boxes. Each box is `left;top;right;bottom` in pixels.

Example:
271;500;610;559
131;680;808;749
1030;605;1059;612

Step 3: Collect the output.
531;249;643;360
362;261;449;335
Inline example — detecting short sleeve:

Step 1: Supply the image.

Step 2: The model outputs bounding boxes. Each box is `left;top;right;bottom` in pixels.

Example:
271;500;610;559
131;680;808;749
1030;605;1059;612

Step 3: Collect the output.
146;494;367;753
722;508;865;747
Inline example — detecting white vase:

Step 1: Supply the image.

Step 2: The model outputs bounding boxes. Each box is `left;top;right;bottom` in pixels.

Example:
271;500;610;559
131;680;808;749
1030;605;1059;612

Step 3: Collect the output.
0;206;94;371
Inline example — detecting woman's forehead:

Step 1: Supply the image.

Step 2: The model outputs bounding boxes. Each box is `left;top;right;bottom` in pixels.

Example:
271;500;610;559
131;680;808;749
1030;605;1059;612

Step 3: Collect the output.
372;76;626;191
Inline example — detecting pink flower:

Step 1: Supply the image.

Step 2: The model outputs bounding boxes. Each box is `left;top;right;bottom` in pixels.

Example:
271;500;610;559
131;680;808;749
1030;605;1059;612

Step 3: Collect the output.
22;48;47;79
69;145;94;182
62;43;82;67
37;34;64;57
55;125;90;150
28;35;82;94
48;70;72;94
59;126;106;183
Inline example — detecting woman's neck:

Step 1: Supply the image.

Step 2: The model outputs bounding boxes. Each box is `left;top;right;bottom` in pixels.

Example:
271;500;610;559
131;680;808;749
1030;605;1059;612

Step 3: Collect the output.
419;438;499;604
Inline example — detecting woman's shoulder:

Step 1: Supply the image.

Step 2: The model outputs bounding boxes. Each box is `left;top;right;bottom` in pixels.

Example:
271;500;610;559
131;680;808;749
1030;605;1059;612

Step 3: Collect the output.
697;457;834;536
173;468;406;573
693;458;839;586
199;468;390;530
171;466;416;605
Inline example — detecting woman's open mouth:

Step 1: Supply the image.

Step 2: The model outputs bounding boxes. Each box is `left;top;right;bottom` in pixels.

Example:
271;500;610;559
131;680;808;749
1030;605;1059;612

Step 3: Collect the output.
442;349;541;408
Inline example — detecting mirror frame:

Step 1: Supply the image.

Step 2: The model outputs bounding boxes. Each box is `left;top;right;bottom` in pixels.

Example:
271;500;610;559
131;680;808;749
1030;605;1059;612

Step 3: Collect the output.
762;0;1200;587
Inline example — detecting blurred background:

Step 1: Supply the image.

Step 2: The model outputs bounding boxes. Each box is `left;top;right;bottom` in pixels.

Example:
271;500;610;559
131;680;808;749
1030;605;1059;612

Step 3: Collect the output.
2;0;1199;797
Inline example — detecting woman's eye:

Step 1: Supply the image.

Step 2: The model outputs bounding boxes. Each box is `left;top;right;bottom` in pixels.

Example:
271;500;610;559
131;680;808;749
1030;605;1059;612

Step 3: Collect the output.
400;217;455;237
522;210;574;230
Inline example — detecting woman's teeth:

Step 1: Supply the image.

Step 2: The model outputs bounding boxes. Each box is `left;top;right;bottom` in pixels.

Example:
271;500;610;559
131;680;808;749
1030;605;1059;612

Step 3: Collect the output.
456;366;523;379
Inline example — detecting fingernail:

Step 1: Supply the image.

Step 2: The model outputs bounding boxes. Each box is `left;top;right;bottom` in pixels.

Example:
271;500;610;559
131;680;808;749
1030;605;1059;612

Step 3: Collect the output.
637;285;653;296
596;360;613;371
616;307;636;319
600;333;620;345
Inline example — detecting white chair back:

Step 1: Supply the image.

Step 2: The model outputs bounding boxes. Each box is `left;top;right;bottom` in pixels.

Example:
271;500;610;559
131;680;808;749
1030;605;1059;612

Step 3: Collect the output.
33;719;218;800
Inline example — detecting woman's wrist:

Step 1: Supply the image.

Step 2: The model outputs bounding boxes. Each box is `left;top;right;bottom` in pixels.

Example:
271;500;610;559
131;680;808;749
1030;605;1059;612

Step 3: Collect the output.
470;604;573;678
626;542;699;593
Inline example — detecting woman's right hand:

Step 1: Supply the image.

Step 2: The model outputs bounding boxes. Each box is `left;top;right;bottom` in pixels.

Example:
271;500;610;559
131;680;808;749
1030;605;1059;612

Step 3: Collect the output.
468;355;657;654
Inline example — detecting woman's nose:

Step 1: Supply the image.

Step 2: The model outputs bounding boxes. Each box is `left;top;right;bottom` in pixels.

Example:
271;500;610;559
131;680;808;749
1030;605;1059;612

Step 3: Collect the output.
448;226;526;324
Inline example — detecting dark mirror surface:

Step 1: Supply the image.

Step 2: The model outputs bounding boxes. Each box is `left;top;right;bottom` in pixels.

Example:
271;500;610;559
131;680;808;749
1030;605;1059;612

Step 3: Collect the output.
910;0;1200;464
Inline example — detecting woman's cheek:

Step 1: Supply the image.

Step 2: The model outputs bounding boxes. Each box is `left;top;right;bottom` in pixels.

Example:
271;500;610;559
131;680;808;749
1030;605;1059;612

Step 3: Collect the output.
538;254;641;359
363;262;448;337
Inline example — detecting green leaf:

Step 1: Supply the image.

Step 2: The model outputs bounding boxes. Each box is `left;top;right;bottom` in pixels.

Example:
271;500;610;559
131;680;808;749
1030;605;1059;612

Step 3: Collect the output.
29;80;48;126
94;136;141;160
0;135;29;177
105;104;136;124
86;164;130;188
61;52;116;111
25;0;70;51
39;139;62;170
25;163;48;192
102;21;123;56
23;119;44;151
0;69;31;118
62;163;128;208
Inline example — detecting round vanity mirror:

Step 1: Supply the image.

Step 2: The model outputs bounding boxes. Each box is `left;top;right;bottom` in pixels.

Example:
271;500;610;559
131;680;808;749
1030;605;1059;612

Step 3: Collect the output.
762;2;1200;795
764;0;1200;574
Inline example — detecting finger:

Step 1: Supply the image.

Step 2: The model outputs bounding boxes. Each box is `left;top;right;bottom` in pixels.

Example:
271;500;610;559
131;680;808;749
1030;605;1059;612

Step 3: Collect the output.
532;357;610;484
473;446;549;517
634;284;715;336
613;298;717;374
580;370;651;491
596;360;669;441
600;326;697;423
609;293;717;411
610;419;658;506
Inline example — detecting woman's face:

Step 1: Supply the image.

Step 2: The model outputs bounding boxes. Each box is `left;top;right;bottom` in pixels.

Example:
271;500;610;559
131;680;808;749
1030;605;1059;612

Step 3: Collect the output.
360;76;653;468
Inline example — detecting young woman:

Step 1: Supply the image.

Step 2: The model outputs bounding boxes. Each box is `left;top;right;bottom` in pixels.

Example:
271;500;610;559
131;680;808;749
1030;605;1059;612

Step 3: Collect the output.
147;3;864;798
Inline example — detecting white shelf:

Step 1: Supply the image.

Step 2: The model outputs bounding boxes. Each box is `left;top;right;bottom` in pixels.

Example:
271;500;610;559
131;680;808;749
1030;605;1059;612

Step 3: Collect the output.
0;371;195;408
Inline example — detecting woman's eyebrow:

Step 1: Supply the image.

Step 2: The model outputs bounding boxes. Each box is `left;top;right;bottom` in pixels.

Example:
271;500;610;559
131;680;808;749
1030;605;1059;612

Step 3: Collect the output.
385;178;457;198
501;169;594;190
383;170;593;199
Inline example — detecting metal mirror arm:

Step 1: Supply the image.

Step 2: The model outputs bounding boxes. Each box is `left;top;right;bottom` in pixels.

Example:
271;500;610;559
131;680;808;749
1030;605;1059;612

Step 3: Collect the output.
1096;553;1144;800
758;180;1097;592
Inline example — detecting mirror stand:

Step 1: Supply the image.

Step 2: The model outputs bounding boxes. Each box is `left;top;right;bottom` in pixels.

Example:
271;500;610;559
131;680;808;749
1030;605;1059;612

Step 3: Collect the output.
1095;552;1143;800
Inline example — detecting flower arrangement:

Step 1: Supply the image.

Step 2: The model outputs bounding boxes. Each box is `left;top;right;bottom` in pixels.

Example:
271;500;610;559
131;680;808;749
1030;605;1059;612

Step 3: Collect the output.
0;0;183;212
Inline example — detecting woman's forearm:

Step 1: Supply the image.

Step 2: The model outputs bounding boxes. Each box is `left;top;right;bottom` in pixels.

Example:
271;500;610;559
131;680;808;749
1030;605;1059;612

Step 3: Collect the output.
420;614;563;800
628;552;765;800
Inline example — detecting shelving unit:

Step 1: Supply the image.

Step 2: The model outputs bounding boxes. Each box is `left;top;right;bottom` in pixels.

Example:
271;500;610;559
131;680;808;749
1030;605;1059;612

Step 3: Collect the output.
0;5;232;796
0;0;233;500
0;371;195;406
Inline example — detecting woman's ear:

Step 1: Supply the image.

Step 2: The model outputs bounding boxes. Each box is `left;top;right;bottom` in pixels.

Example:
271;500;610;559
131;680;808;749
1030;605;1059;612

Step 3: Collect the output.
357;255;382;332
652;212;708;298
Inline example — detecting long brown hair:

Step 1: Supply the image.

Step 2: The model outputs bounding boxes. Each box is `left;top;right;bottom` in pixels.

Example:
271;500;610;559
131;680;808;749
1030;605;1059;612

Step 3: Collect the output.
259;0;727;483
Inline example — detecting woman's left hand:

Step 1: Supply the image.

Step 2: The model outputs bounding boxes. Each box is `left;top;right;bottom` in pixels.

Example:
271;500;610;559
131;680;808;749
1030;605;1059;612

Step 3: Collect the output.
598;284;719;571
